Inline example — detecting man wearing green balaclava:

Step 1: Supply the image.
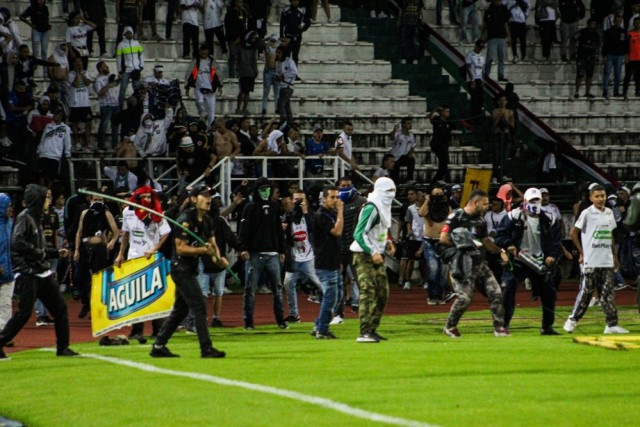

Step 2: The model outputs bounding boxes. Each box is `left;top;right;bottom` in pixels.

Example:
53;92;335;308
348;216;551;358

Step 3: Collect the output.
238;177;287;330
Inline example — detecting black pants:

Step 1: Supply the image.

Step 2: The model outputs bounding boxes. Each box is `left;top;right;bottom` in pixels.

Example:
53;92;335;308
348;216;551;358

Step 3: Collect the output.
75;243;110;309
87;22;106;55
154;267;212;353
391;154;415;183
539;21;556;59
509;22;526;59
502;264;556;329
468;79;483;119
205;26;227;55
430;141;450;182
0;274;70;351
130;318;164;337
287;35;302;64
623;61;640;96
165;0;179;39
182;23;199;58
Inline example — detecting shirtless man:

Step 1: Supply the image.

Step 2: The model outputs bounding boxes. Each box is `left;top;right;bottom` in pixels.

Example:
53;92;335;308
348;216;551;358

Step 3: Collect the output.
418;185;453;304
212;118;240;159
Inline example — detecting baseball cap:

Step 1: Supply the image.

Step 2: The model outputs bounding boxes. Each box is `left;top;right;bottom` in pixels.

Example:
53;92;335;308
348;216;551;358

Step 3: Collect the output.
451;184;461;191
179;136;194;148
524;188;542;201
539;187;549;194
190;185;211;198
154;64;164;71
619;185;631;194
313;125;323;132
268;33;278;41
211;192;222;199
608;194;617;200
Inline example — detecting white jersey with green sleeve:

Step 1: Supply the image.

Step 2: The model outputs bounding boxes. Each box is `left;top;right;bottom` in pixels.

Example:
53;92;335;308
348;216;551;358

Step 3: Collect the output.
574;205;616;268
350;203;389;255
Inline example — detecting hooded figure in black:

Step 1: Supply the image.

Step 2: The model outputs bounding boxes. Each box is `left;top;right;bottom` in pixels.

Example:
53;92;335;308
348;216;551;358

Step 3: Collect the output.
238;177;287;330
0;184;78;360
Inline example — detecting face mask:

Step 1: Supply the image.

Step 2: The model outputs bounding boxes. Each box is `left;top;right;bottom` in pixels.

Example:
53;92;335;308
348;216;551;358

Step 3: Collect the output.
258;187;271;200
525;201;542;215
144;119;153;127
338;186;355;202
609;198;617;207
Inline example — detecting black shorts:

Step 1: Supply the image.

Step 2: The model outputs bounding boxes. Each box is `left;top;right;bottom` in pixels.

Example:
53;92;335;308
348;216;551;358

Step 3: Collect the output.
576;56;595;79
69;107;93;123
407;240;423;260
142;0;156;20
239;76;256;93
38;157;60;180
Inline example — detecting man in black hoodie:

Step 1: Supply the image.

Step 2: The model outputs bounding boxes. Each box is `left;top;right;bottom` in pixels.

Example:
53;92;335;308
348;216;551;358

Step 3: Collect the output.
238;177;287;330
0;184;78;360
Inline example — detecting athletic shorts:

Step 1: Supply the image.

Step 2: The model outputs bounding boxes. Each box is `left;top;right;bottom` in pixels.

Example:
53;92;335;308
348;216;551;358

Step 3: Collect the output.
407;240;423;260
142;0;156;20
576;56;595;79
68;107;93;123
239;76;256;93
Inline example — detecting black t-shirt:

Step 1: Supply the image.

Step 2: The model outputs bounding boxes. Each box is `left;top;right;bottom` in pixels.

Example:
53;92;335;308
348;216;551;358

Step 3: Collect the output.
41;207;60;249
444;208;488;257
313;207;341;270
173;208;215;275
484;4;510;39
20;5;51;33
430;116;453;145
572;29;600;58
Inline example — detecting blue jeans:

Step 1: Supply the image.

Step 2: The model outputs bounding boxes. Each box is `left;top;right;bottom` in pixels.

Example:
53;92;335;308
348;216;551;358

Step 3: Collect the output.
31;29;50;63
485;38;507;80
460;4;479;41
243;254;285;325
118;71;142;107
603;55;623;95
262;68;280;113
435;0;456;23
423;239;446;300
315;269;339;334
283;259;321;317
98;105;120;149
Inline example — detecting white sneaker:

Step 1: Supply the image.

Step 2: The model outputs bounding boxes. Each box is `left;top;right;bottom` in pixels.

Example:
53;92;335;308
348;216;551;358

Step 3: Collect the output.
330;315;344;325
422;282;428;289
524;278;532;290
370;10;377;18
223;286;232;295
378;11;388;18
588;296;600;307
402;281;411;290
604;325;629;334
328;19;336;24
563;317;577;333
0;136;12;147
257;285;271;294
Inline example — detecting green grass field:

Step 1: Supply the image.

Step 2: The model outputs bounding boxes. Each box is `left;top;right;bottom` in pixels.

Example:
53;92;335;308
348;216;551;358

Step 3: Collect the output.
2;307;640;426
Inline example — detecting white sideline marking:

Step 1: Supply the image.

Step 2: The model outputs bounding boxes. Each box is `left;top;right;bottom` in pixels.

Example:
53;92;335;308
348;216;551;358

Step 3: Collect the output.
42;350;436;426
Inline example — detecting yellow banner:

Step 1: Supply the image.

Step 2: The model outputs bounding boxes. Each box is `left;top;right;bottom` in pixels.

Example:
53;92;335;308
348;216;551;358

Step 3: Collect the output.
91;253;175;337
460;168;493;206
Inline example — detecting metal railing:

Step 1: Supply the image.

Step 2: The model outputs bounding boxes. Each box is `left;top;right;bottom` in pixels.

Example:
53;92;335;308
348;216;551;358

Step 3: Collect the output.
67;157;177;193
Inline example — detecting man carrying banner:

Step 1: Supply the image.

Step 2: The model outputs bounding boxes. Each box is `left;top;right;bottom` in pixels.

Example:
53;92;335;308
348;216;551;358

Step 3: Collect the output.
0;185;78;360
151;185;228;358
115;186;171;342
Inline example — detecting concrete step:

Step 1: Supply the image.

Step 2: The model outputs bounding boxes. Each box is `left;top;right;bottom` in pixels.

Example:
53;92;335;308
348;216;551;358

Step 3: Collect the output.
358;162;493;184
574;145;640;163
537;113;640;130
521;96;640;114
352;146;481;165
36;37;375;62
514;81;617;98
558;130;640;147
18;20;357;44
11;1;341;25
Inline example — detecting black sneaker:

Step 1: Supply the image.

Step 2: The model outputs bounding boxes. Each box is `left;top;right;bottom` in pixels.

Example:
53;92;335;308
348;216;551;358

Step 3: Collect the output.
371;330;388;341
310;327;318;337
201;347;226;358
185;325;197;335
57;347;79;357
150;345;179;358
284;315;300;323
78;305;90;319
244;322;255;330
211;318;224;327
72;288;81;300
540;327;560;336
277;322;289;330
316;331;338;339
0;347;9;361
36;315;55;326
350;305;359;313
129;333;148;344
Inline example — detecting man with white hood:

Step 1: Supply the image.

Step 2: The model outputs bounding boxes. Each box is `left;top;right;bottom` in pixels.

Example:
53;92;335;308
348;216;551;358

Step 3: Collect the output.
116;26;145;108
135;104;173;160
495;187;563;335
350;177;397;343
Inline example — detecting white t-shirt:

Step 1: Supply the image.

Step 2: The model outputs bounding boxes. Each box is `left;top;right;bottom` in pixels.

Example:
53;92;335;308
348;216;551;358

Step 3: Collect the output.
541;203;561;222
122;207;172;259
485;209;507;240
104;167;138;192
405;204;425;241
521;215;542;257
204;0;225;29
335;131;353;169
67;70;93;108
195;57;214;90
465;51;485;81
574;205;617;268
389;129;416;159
373;167;389;179
181;0;203;26
66;24;94;49
290;217;314;262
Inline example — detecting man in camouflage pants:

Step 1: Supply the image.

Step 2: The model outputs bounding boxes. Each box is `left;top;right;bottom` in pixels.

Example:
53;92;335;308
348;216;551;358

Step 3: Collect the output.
350;178;397;343
564;185;629;334
439;189;510;338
